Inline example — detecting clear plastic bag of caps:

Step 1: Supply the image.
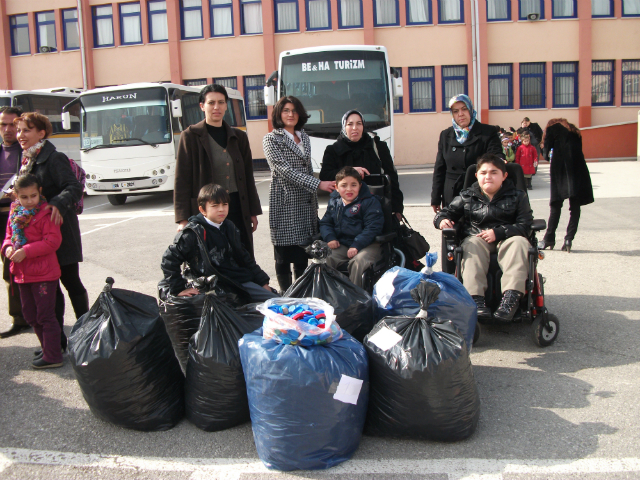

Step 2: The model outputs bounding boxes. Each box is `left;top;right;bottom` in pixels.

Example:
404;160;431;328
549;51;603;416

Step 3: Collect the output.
257;297;343;346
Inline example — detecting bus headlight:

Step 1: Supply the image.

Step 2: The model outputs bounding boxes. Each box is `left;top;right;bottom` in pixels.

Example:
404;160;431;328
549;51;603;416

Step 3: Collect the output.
152;170;157;176
160;169;165;174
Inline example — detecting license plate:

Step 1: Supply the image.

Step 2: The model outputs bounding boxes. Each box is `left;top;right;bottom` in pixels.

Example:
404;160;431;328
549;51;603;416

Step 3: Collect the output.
112;181;135;188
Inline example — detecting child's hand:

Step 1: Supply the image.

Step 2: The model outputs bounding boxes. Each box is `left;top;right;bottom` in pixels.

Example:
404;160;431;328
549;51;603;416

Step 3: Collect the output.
9;248;26;263
439;219;455;229
347;247;358;259
476;229;496;243
262;284;272;291
327;240;340;249
178;287;200;297
4;246;13;258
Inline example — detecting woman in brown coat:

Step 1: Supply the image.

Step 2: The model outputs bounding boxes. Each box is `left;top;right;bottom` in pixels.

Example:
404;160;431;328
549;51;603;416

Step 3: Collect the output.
174;84;262;255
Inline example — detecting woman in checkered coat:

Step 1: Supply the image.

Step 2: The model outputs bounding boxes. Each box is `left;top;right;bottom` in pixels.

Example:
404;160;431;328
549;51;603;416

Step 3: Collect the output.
263;96;336;292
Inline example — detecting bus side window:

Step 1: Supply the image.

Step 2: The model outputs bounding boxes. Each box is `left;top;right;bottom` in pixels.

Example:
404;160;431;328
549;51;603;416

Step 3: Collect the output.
13;95;30;113
182;93;204;129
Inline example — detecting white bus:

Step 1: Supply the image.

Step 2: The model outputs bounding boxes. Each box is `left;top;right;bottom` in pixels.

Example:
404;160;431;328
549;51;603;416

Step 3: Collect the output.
264;45;403;172
62;82;246;205
0;88;82;164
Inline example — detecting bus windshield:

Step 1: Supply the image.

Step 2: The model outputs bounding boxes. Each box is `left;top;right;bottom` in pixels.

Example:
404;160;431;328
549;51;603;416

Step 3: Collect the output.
281;50;390;135
80;87;171;149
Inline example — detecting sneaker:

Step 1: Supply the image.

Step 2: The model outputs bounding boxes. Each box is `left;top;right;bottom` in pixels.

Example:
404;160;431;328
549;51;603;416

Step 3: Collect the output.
493;290;524;323
472;295;492;322
32;357;63;369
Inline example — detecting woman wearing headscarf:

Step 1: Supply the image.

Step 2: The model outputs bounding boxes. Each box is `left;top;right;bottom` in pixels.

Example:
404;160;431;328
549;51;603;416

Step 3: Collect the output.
431;95;504;212
320;110;404;219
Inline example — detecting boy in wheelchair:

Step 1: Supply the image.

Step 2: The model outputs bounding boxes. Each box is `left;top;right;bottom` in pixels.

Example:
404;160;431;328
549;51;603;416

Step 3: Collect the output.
434;153;534;322
319;166;384;288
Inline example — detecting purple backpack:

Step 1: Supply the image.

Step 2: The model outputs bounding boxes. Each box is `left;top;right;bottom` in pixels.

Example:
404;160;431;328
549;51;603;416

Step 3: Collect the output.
68;158;86;215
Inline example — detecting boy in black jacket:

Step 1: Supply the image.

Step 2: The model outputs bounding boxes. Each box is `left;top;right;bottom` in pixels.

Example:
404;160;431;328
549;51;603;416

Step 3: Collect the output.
434;154;533;322
161;184;278;302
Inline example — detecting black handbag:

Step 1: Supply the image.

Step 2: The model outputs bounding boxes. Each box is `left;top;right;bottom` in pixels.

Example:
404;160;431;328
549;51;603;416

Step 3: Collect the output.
394;215;430;270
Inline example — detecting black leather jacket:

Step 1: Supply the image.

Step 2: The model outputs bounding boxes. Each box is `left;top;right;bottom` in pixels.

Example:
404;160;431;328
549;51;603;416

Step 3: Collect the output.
434;180;533;242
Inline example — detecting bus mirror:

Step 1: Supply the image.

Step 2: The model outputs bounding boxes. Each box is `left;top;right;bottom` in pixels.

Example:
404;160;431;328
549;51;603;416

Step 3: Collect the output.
393;77;404;98
171;99;183;117
61;111;71;130
264;85;276;106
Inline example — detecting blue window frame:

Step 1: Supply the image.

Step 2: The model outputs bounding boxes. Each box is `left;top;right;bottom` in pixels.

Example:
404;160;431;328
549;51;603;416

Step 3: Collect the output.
487;0;510;21
408;67;435;112
338;0;363;28
10;14;30;56
519;0;544;20
592;0;614;17
438;0;464;23
148;1;168;42
215;76;238;89
488;64;513;109
591;60;614;106
621;60;640;105
306;0;331;30
622;0;640;16
244;75;267;119
211;0;233;36
552;0;576;18
441;65;468;110
275;0;299;32
63;9;80;50
241;0;263;34
36;11;57;53
120;3;142;45
520;62;546;108
406;0;432;24
93;5;115;47
185;78;207;86
392;67;403;113
552;62;578;107
374;0;400;26
181;0;203;39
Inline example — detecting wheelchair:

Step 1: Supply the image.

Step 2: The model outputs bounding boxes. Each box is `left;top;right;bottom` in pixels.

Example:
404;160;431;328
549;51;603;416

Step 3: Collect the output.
440;163;559;347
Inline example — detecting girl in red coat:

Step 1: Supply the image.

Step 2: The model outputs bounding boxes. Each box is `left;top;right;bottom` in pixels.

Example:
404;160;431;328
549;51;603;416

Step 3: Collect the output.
515;132;537;190
2;174;63;368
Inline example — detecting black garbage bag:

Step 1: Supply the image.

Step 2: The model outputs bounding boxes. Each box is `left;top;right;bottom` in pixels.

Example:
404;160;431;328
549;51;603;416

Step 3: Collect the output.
364;281;480;441
185;294;264;431
69;278;184;431
285;240;376;342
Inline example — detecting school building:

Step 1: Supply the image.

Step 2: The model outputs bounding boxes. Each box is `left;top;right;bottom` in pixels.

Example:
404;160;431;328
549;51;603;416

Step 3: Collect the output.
0;0;639;164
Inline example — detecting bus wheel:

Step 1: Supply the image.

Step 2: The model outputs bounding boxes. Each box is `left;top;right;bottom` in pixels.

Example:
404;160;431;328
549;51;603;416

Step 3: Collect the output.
108;194;127;206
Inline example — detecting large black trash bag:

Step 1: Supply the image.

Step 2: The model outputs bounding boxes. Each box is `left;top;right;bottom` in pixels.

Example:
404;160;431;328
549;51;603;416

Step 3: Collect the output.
69;278;184;431
364;281;480;441
285;240;376;342
185;292;264;431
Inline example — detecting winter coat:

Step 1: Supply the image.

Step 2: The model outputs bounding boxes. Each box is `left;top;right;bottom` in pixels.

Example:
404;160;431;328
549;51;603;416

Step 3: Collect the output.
28;141;83;266
543;123;594;206
161;214;269;296
515;144;538;175
527;123;543;145
431;121;504;207
174;120;262;254
434;179;533;242
2;205;62;283
319;182;384;251
319;134;404;214
263;129;320;247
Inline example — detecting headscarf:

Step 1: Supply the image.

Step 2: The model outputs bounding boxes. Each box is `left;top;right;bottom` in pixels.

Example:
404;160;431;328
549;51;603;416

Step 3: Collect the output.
9;196;47;249
19;139;47;176
448;94;477;144
340;110;368;146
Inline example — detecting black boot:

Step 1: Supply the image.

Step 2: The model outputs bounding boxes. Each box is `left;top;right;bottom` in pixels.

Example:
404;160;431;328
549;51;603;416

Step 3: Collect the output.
561;239;572;253
276;273;293;295
69;291;90;320
472;296;492;322
493;290;524;323
0;323;30;338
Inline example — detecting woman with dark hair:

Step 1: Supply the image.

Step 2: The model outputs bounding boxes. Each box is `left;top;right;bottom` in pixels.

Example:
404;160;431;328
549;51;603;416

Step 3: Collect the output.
538;118;593;253
174;83;262;255
319;109;404;219
262;96;336;292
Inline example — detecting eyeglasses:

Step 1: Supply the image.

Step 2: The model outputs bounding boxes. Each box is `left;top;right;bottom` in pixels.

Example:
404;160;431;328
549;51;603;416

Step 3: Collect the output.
283;108;297;115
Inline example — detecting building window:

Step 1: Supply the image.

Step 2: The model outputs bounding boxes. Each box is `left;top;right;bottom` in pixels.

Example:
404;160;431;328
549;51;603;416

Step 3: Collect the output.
438;0;463;23
36;11;57;53
409;67;435;112
622;60;640;105
185;78;207;86
392;67;403;113
487;0;510;20
520;62;546;108
93;5;115;47
591;60;614;106
592;0;613;17
622;0;640;16
552;0;576;18
275;0;299;32
10;15;30;56
63;9;80;50
442;65;468;110
215;76;238;89
519;0;544;20
488;64;513;109
244;75;267;119
307;0;331;30
210;0;233;36
120;3;142;45
338;0;363;28
241;0;263;34
406;0;432;24
181;0;203;39
149;1;168;42
374;0;399;26
553;62;578;107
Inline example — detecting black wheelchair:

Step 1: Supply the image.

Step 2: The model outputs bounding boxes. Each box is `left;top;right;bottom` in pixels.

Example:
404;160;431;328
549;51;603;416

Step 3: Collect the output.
440;163;559;347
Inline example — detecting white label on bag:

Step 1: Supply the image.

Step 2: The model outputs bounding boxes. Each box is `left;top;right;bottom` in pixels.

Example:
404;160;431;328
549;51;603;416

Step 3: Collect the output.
368;326;402;351
333;375;363;405
375;270;400;308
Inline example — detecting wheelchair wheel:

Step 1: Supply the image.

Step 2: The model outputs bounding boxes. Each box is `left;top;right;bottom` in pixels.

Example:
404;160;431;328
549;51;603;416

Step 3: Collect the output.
531;311;559;347
473;323;481;345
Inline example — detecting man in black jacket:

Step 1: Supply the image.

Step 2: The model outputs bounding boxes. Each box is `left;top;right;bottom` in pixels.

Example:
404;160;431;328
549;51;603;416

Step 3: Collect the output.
434;154;533;322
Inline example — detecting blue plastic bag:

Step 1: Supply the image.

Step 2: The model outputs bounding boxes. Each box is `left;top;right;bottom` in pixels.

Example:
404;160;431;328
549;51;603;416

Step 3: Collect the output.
373;253;477;349
239;329;369;471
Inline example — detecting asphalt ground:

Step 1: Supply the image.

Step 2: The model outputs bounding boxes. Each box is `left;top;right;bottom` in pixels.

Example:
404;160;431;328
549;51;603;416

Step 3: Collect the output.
0;161;639;479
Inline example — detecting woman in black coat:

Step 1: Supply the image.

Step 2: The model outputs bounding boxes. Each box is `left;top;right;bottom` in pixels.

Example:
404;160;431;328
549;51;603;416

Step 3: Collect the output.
431;95;504;211
15;112;88;349
320;110;404;218
538;119;593;252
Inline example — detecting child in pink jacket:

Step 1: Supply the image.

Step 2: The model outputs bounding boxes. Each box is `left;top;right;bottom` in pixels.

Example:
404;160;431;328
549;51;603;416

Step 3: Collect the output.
515;132;538;190
2;174;62;369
